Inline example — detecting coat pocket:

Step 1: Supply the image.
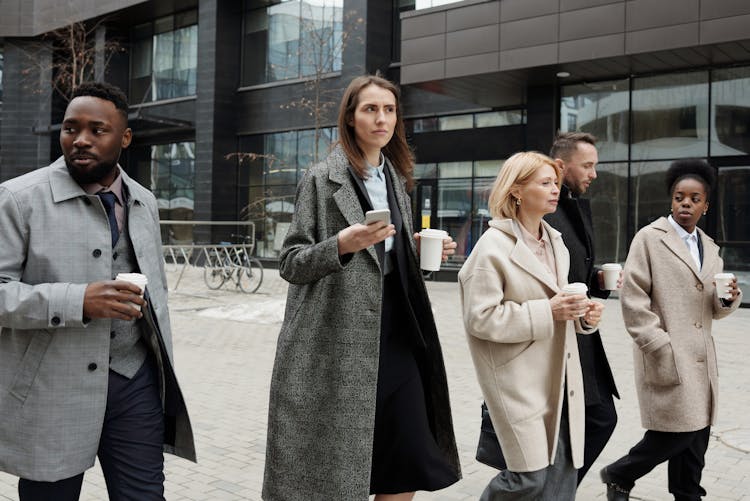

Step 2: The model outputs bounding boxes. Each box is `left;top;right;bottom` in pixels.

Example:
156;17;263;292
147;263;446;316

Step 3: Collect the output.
10;330;53;403
642;343;681;386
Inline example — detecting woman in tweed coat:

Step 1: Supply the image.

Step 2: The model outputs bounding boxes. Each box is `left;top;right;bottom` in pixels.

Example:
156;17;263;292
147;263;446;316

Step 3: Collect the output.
601;159;742;500
262;75;461;501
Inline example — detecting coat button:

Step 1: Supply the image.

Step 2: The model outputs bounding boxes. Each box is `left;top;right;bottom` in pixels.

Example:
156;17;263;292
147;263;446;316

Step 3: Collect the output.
694;322;702;329
567;352;571;359
51;316;61;326
87;363;97;371
569;390;575;397
696;283;704;291
697;358;705;363
92;249;102;258
110;331;116;339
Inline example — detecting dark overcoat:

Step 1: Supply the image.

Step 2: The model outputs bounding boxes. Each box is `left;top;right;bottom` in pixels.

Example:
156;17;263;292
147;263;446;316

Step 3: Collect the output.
544;184;619;405
262;145;460;500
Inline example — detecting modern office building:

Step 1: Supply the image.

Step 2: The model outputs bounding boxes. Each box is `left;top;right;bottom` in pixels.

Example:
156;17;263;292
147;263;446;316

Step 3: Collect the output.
1;0;748;303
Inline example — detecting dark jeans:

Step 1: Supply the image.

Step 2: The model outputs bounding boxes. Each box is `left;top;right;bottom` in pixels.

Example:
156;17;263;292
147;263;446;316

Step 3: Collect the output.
606;427;710;501
19;357;165;501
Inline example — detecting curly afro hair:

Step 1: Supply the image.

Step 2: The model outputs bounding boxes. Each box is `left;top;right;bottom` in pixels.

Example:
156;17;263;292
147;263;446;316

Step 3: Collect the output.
665;159;716;200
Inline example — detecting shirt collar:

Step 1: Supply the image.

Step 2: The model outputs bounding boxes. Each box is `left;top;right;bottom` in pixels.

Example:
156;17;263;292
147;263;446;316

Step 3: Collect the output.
366;153;385;179
667;214;697;241
514;219;550;247
82;166;125;206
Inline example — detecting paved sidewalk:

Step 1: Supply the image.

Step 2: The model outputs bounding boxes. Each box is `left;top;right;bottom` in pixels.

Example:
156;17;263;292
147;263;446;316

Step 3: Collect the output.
1;266;748;500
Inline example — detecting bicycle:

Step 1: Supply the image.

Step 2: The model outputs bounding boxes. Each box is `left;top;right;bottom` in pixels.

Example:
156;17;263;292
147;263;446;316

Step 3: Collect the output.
203;235;264;293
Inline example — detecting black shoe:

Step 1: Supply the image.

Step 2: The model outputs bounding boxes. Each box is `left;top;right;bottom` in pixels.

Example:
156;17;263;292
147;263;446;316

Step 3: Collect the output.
600;467;630;501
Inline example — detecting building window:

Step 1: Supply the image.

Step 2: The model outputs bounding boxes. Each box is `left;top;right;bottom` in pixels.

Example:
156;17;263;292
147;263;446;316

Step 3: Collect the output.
711;67;750;156
130;10;198;103
151;142;195;242
0;44;4;103
406;109;525;135
238;127;338;257
242;0;344;87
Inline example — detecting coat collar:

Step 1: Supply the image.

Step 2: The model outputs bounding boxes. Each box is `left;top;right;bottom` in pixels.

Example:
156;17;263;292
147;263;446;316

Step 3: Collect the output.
651;216;719;282
49;156;145;205
489;218;567;293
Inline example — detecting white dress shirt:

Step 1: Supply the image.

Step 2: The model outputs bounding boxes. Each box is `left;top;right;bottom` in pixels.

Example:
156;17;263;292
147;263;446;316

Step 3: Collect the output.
668;215;701;271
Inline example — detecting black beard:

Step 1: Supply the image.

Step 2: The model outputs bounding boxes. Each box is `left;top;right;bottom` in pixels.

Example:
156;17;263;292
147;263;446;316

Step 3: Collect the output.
65;157;118;185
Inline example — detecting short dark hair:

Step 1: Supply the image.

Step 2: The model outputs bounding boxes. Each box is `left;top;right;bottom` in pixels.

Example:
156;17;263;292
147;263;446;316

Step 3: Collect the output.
665;159;716;199
549;131;597;161
70;82;129;122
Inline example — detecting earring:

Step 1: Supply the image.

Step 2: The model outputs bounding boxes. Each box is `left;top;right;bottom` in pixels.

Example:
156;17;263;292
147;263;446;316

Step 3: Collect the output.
703;210;707;215
516;198;521;206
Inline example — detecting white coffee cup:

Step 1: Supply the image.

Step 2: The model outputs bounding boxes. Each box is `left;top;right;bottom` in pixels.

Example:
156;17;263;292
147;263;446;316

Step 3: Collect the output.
115;272;148;311
419;229;448;271
562;282;589;317
714;272;735;300
601;263;622;290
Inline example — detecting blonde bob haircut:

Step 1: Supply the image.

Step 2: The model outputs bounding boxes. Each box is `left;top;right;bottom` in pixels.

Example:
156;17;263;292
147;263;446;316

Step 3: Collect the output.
487;151;561;220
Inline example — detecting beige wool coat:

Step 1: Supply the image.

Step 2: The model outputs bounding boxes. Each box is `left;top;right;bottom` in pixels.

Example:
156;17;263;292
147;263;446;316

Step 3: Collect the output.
458;218;594;473
621;217;741;432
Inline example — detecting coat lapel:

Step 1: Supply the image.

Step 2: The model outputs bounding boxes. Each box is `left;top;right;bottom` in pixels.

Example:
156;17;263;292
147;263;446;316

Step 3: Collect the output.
697;229;721;282
327;146;380;269
656;218;702;280
494;219;560;294
385;159;417;254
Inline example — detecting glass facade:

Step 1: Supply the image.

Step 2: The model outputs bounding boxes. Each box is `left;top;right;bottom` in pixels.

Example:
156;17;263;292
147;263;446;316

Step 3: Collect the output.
242;0;343;86
406;110;525;134
130;10;198;103
0;45;4;102
239;127;337;257
561;67;750;303
151;142;196;242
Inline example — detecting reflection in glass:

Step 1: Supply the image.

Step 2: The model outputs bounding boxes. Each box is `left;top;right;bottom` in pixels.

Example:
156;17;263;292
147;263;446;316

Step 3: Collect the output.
717;166;750;271
438;161;472;178
414;163;437;179
474;110;524;128
264;131;298;185
0;46;4;101
631;72;708;160
560;79;629;161
587;162;628;263
711;67;750;156
630;161;672;234
474;159;503;178
151;142;195;243
439;114;473;131
470;177;494;257
437;178;472;262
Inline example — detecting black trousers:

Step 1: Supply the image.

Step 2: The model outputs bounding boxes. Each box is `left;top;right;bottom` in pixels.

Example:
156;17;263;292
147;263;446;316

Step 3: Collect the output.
578;391;618;484
606;427;710;501
19;356;166;501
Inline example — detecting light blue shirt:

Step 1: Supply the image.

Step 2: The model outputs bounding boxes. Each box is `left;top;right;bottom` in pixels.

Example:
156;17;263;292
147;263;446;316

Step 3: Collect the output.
668;215;701;271
363;153;393;252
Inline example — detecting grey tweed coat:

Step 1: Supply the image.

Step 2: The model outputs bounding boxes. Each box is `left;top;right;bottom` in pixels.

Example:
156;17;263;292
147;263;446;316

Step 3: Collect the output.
262;145;460;501
0;158;195;482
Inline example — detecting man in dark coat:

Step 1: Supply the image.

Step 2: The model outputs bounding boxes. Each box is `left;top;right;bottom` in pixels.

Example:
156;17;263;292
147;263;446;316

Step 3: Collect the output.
545;132;620;483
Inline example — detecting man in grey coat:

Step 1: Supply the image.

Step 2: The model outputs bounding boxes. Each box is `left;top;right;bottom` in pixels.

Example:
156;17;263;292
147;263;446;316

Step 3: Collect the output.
0;82;195;500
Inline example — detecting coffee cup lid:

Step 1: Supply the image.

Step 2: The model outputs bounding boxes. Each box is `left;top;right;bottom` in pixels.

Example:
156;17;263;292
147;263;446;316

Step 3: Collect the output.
562;282;588;294
714;272;735;279
420;228;448;238
602;263;622;270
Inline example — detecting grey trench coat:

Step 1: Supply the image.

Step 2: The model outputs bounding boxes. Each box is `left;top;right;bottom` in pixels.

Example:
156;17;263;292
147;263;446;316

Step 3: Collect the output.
262;145;460;500
0;158;195;482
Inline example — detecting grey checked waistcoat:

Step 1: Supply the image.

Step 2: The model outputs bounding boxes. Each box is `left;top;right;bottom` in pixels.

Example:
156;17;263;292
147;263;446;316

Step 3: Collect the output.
108;203;148;378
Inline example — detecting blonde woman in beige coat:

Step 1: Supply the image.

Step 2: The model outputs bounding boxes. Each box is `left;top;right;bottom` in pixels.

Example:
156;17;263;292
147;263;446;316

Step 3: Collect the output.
601;159;742;501
459;151;605;500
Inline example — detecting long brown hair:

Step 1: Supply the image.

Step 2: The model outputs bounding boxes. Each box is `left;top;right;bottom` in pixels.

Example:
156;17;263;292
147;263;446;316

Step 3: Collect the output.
337;74;415;191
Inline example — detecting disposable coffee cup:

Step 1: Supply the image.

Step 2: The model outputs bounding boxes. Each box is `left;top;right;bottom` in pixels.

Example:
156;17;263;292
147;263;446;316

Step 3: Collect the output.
714;272;735;300
562;282;588;317
115;272;148;311
601;263;622;290
419;229;448;271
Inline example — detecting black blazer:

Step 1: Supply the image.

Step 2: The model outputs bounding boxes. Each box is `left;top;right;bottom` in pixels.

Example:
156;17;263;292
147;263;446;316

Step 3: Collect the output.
544;184;619;404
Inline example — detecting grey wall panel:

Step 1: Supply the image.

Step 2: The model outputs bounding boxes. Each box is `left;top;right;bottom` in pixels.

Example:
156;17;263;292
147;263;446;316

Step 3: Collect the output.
700;13;750;45
446;25;498;58
626;23;700;55
500;14;559;51
499;43;557;71
559;3;624;41
500;0;558;22
445;52;499;78
401;60;445;83
558;33;625;62
626;0;699;32
401;10;446;40
447;1;500;31
402;34;446;64
699;0;750;20
560;0;622;11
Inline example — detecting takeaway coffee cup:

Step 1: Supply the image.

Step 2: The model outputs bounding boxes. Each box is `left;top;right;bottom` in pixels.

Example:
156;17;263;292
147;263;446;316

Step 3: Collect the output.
419;229;448;271
562;282;588;317
115;272;148;311
601;263;622;290
714;272;735;300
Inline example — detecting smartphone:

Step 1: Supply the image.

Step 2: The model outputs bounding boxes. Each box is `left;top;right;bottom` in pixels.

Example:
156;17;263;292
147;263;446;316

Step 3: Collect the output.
364;208;391;226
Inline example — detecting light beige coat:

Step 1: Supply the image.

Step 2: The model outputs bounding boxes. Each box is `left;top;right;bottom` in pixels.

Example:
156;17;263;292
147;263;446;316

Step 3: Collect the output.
621;217;741;432
458;219;593;472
